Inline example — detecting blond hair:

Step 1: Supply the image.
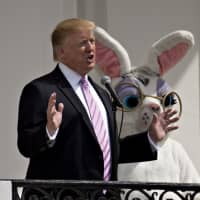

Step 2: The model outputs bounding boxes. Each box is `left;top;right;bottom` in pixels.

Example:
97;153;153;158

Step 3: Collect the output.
51;18;96;61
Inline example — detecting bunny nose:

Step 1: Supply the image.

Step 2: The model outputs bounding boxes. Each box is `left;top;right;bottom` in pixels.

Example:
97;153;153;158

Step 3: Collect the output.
149;103;160;112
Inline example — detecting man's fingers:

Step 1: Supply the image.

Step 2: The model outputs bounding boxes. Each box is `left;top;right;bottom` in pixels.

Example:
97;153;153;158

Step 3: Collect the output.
48;92;56;106
58;103;64;113
47;93;64;117
47;92;56;112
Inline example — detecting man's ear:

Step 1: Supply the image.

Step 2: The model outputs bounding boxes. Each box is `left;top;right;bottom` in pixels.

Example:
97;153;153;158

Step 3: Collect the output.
145;30;194;76
55;46;65;61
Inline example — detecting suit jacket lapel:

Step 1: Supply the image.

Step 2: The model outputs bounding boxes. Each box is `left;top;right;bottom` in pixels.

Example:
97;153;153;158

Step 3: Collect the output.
52;66;97;141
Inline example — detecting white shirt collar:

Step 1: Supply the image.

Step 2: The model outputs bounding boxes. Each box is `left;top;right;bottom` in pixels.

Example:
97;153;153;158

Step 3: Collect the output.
58;62;88;88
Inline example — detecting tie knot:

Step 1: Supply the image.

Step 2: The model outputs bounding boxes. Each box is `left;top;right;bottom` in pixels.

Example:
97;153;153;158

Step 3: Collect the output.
80;77;89;89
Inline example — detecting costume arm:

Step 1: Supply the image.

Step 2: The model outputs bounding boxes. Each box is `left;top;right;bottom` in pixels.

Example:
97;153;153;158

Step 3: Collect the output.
119;132;157;163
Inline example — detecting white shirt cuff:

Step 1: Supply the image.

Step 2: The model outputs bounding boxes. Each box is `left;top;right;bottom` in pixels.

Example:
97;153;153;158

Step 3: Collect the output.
46;126;59;140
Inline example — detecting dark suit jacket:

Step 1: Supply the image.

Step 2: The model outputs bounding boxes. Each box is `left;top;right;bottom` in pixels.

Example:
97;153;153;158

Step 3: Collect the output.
17;65;156;180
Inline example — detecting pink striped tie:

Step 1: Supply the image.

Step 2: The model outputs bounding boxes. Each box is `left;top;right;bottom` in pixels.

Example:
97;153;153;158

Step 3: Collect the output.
80;77;111;181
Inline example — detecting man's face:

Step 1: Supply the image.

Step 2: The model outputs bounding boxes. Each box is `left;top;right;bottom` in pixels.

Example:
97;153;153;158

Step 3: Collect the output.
58;29;96;76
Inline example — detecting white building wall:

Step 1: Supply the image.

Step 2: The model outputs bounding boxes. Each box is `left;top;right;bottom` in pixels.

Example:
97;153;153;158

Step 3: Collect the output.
0;0;199;183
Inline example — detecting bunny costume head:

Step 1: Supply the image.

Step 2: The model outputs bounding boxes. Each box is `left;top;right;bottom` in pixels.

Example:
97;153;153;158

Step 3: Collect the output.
94;27;194;134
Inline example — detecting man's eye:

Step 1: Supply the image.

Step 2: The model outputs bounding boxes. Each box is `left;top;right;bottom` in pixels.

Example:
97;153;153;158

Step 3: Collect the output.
80;40;87;45
90;39;95;44
80;39;95;46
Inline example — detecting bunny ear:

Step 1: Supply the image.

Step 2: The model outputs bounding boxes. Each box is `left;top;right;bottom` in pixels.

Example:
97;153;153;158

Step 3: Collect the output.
146;30;195;76
94;26;132;78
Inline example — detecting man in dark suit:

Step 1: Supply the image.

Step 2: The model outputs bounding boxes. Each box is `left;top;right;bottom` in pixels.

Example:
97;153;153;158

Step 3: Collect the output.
17;18;179;182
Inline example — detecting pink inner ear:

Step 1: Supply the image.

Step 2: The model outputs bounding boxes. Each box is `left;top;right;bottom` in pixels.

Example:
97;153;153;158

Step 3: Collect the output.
95;41;120;78
158;43;189;76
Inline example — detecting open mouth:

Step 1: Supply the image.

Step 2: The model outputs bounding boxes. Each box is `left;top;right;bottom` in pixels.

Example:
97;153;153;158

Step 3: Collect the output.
87;54;94;63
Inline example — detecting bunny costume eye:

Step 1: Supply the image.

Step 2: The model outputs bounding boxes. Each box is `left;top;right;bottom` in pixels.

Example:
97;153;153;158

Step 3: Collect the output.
115;81;182;116
162;91;182;116
123;95;140;109
163;93;177;107
115;81;145;111
116;82;142;110
157;78;182;116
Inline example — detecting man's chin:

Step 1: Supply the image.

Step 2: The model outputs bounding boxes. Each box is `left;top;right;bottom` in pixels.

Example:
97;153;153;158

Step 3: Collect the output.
87;63;95;70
